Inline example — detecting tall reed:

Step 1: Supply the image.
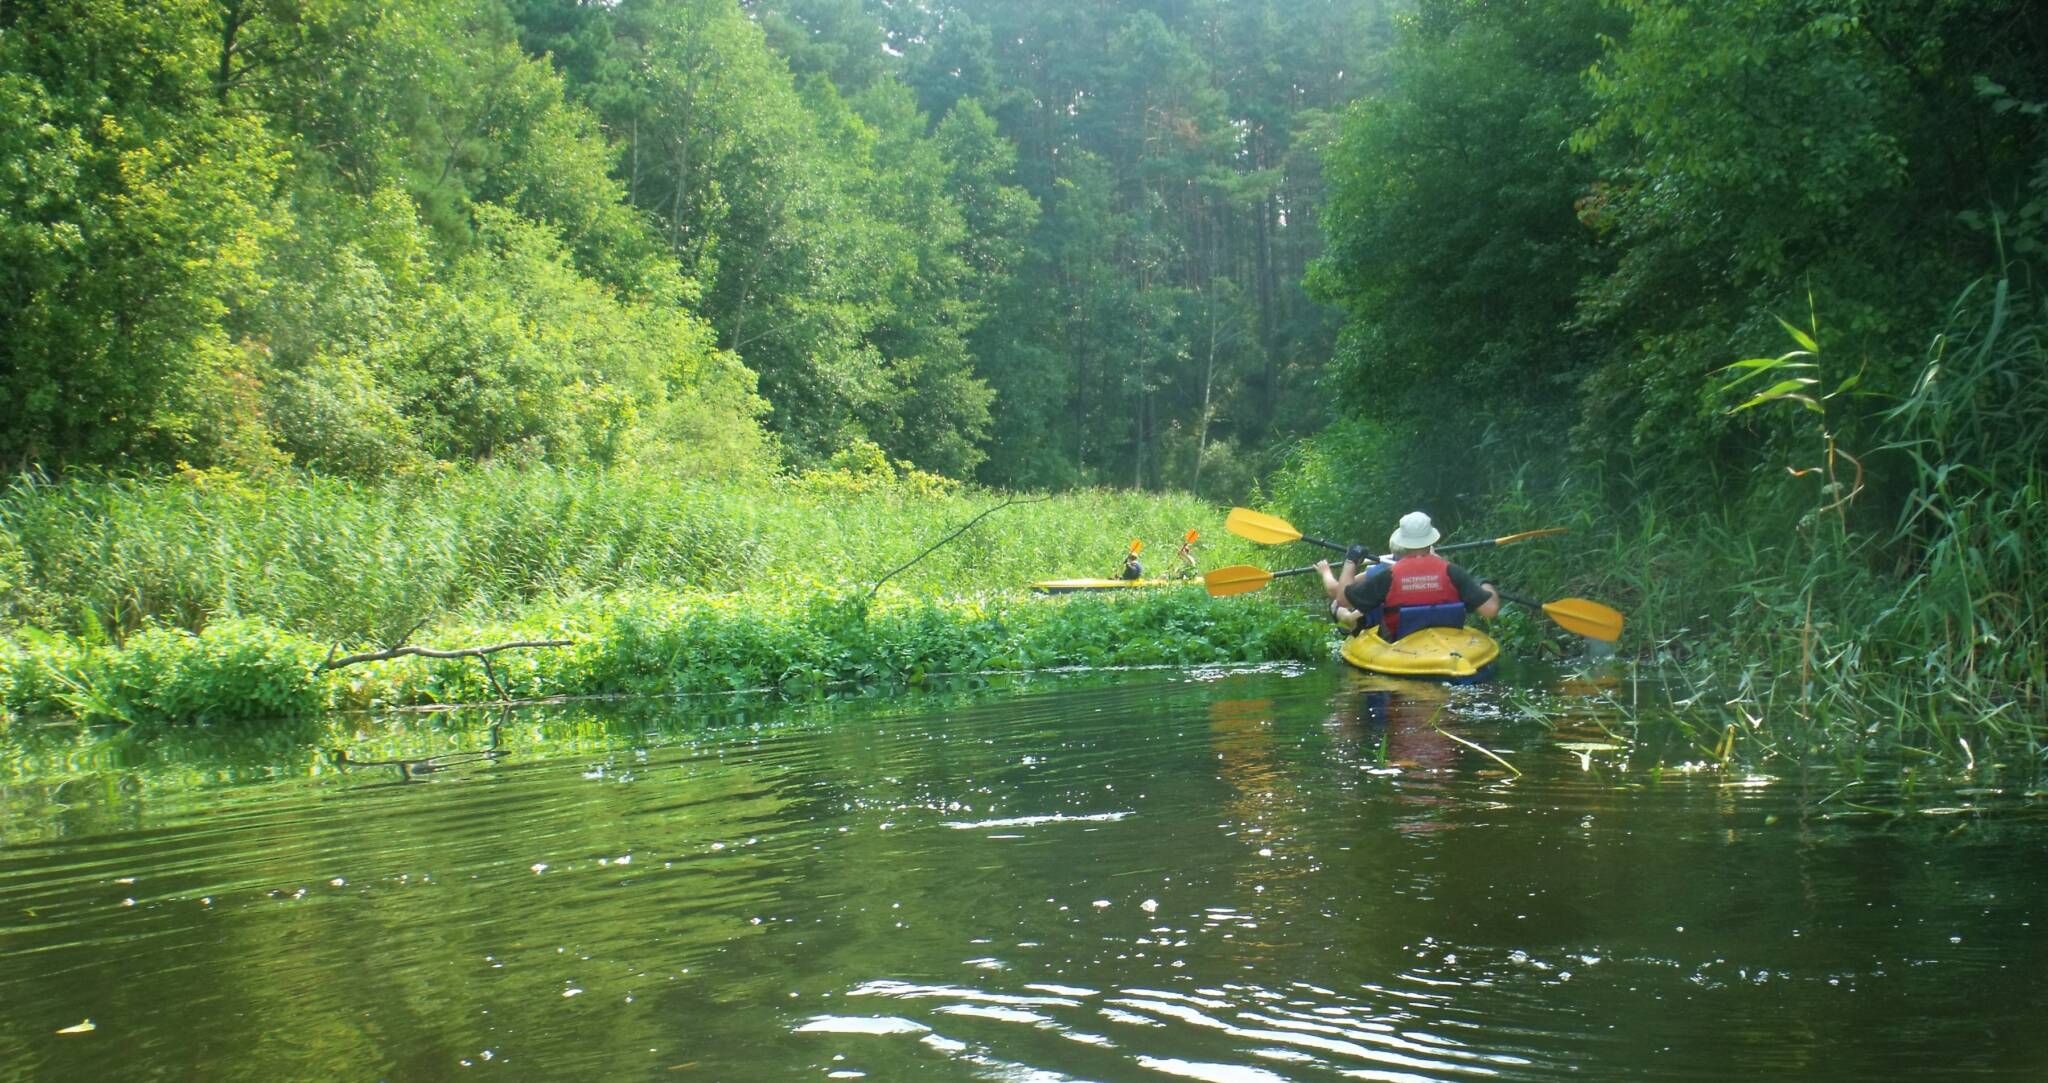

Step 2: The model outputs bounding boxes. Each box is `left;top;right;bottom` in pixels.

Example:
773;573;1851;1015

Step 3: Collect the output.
0;466;1259;647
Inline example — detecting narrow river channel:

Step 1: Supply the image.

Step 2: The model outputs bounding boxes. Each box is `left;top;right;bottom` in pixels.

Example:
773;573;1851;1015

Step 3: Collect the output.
3;662;2044;1080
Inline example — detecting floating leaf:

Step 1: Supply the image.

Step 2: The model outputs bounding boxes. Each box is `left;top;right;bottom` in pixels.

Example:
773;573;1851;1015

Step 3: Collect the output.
56;1020;95;1035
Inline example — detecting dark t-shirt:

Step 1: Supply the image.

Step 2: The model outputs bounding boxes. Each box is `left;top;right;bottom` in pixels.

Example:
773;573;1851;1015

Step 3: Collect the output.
1343;558;1491;614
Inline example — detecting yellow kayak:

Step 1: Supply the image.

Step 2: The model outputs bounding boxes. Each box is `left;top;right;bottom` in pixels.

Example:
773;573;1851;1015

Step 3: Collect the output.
1339;625;1500;681
1030;578;1176;594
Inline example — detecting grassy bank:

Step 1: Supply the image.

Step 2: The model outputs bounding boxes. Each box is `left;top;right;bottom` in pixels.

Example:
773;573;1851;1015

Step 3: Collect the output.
0;461;1268;645
1;466;1325;734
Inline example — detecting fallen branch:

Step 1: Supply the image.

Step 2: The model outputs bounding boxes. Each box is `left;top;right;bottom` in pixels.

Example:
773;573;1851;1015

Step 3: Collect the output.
321;639;574;670
322;637;574;702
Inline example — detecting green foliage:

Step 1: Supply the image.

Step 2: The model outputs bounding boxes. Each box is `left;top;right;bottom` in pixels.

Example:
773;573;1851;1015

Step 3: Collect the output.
0;465;1322;732
1312;0;2045;497
0;0;290;470
4;0;1387;490
0;0;772;481
765;0;1374;490
0;580;1324;730
86;619;331;728
795;438;963;498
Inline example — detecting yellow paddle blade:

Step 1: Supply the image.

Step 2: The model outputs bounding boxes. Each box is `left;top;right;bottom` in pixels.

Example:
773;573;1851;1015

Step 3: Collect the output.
1495;527;1569;545
1184;528;1199;543
1202;564;1275;597
1224;507;1302;545
1541;598;1625;642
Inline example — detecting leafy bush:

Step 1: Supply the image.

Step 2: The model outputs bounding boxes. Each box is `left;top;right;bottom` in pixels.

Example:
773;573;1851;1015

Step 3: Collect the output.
81;619;330;728
1;620;327;729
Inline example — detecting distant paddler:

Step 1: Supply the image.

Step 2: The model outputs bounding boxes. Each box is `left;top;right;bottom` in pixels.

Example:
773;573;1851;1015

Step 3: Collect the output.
1119;538;1145;581
1169;529;1200;580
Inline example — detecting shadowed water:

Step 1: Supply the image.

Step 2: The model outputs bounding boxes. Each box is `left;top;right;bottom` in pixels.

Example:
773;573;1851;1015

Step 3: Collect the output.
3;663;2045;1080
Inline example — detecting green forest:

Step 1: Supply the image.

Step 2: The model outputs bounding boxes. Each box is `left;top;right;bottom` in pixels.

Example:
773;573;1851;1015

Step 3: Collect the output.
3;0;2044;751
2;0;1376;491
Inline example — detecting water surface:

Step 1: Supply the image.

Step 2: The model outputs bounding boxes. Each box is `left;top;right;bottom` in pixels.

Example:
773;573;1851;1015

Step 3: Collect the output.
3;663;2044;1080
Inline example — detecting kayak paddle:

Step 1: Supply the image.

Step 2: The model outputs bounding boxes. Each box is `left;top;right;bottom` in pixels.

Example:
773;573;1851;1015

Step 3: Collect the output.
1492;590;1625;642
1222;508;1347;553
1439;527;1571;554
1202;563;1320;597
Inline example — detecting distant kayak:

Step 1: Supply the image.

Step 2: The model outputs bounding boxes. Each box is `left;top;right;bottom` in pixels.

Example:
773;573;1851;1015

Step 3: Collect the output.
1339;625;1499;682
1030;578;1179;595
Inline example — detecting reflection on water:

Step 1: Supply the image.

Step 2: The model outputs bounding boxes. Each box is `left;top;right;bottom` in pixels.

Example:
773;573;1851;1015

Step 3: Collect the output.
2;663;2046;1080
329;720;512;783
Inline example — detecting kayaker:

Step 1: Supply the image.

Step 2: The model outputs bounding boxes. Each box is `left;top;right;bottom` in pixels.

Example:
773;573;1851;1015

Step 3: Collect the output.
1169;530;1200;580
1120;549;1145;581
1315;511;1500;638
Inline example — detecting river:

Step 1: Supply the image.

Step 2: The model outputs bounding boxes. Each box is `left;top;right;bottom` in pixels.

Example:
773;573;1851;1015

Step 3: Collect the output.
3;662;2044;1080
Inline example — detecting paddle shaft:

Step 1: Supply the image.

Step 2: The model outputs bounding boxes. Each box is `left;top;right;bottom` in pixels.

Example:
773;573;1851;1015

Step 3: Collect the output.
1493;588;1543;610
1435;536;1502;555
1309;535;1523;560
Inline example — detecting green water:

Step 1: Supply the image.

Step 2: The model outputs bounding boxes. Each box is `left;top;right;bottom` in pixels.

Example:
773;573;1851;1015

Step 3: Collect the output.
3;663;2045;1080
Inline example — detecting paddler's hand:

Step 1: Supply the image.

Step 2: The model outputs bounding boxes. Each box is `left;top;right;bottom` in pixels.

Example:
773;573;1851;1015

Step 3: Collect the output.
1345;543;1369;565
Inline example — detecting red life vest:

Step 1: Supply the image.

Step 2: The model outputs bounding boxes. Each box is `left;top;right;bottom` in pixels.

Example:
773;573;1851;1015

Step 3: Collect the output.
1382;553;1461;639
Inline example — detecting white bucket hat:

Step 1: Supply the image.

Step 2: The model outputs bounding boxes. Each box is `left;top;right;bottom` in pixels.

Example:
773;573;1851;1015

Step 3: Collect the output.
1389;511;1441;551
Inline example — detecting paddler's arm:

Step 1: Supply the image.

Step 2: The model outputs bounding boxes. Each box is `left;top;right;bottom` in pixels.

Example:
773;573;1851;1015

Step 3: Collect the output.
1449;563;1502;619
1315;558;1343;602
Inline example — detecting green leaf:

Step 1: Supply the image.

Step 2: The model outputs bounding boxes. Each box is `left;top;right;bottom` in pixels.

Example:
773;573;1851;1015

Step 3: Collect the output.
1731;378;1819;412
1718;354;1815;392
1775;315;1819;353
